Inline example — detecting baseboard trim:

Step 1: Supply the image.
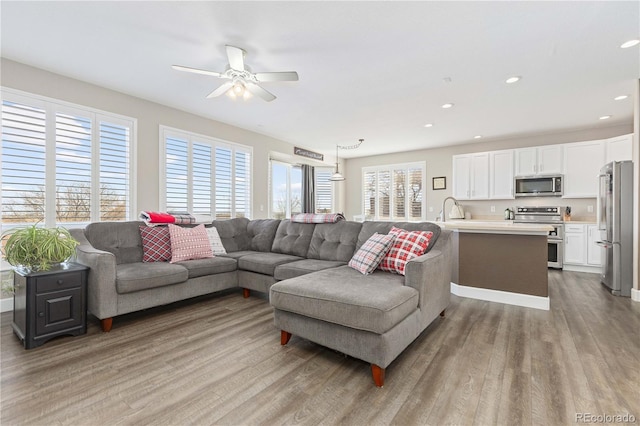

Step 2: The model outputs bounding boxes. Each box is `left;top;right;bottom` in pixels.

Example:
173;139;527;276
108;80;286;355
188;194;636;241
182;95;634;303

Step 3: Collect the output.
0;297;13;313
562;264;600;274
632;288;640;303
451;282;550;311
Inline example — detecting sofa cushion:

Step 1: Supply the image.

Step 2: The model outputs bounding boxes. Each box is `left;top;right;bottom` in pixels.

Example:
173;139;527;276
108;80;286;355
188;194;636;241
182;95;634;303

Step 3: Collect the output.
219;250;258;260
356;221;441;253
116;262;188;294
139;225;172;262
307;221;362;262
211;217;251;252
348;232;395;275
271;220;316;257
211;218;280;252
238;252;304;276
274;259;347;281
175;256;238;278
85;221;144;264
168;224;214;263
270;265;418;334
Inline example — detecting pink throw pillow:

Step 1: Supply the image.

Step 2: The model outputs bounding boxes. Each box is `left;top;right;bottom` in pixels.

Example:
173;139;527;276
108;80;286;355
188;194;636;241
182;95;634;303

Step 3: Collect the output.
168;224;214;263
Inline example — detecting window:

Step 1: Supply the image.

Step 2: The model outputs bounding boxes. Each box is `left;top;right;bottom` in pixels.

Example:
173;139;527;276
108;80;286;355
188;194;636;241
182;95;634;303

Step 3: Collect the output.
270;161;302;219
1;91;135;227
362;162;425;221
160;126;252;219
314;167;334;213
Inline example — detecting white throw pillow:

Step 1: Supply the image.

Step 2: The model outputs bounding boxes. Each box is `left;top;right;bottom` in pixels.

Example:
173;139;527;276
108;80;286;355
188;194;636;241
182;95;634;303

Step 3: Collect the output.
206;226;227;255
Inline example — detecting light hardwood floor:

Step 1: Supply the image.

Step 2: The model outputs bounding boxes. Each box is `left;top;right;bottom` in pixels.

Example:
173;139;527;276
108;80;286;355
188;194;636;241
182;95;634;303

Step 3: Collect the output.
1;270;639;425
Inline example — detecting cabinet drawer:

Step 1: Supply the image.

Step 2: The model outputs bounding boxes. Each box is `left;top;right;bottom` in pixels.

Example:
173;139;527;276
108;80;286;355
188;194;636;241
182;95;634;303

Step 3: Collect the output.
35;272;82;293
564;224;585;233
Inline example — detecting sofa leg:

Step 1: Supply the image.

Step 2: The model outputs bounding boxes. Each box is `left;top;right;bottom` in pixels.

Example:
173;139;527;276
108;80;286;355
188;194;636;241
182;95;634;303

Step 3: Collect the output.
243;288;250;298
440;309;446;318
281;330;292;346
371;364;385;387
101;318;113;332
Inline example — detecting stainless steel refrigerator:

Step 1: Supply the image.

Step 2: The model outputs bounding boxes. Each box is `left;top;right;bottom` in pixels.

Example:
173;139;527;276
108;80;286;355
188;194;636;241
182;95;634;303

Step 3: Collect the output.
596;160;633;296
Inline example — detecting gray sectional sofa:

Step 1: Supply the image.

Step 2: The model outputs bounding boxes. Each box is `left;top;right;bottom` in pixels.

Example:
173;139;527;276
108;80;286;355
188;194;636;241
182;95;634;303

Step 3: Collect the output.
71;218;452;386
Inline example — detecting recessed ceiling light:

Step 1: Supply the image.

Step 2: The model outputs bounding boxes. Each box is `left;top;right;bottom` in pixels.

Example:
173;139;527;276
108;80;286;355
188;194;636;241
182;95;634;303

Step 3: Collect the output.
442;103;454;109
474;135;482;139
424;123;433;128
620;39;640;48
614;95;629;101
505;76;521;84
599;115;611;120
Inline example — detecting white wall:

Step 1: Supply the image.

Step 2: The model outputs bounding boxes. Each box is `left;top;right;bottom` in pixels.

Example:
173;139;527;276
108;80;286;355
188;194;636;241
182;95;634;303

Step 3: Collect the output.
0;59;337;219
344;124;632;221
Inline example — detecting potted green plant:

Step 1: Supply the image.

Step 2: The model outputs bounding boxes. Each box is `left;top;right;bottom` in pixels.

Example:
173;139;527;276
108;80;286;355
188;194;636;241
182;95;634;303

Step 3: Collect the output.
1;224;79;272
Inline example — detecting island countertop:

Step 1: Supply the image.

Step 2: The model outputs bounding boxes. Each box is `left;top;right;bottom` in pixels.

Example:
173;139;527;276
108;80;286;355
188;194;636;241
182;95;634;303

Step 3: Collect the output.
438;220;553;235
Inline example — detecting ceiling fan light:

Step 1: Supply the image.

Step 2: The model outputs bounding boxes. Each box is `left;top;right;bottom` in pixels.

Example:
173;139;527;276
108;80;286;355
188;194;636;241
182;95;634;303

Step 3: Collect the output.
232;82;245;96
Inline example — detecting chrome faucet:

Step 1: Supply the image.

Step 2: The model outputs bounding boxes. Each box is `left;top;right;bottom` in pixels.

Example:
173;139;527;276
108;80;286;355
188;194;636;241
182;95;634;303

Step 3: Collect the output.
440;196;460;222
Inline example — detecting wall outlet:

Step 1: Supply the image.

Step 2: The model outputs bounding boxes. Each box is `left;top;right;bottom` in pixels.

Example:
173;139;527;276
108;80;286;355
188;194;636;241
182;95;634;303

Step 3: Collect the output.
428;206;434;212
260;204;264;212
587;205;593;213
490;206;496;213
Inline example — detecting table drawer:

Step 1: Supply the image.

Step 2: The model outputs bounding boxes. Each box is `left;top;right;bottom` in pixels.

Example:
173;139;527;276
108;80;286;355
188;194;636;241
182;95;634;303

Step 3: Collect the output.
35;272;82;293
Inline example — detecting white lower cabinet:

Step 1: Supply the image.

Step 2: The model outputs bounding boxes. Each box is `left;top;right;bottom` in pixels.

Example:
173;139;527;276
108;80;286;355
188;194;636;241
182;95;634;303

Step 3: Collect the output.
563;223;602;273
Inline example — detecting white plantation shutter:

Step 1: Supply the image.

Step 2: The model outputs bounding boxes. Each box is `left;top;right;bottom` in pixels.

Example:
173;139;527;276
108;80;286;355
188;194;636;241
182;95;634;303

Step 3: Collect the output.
99;119;130;221
165;136;189;212
192;142;212;215
363;170;376;220
1;93;135;227
215;146;232;219
161;127;252;219
1;101;47;224
234;150;251;218
314;168;333;213
55;112;92;223
362;162;425;221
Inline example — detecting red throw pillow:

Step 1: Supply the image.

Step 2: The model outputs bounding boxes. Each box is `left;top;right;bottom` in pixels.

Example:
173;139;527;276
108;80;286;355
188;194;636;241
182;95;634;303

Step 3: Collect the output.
378;227;433;275
140;225;172;262
168;224;214;263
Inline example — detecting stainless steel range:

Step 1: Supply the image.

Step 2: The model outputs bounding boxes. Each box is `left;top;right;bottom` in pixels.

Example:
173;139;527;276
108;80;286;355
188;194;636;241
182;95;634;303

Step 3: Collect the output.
514;206;564;269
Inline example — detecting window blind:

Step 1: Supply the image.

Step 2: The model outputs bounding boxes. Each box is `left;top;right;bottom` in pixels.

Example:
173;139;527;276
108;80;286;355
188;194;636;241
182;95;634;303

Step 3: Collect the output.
362;162;425;221
314;168;333;213
99;120;130;221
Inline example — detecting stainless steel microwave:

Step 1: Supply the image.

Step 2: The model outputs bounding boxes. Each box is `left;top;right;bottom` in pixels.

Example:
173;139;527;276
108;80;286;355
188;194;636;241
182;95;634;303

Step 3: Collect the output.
514;175;563;197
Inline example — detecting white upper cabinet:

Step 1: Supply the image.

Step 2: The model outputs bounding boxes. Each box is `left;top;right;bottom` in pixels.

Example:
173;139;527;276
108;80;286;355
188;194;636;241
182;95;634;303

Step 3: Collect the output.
490;149;514;199
605;133;632;163
515;145;563;176
452;153;489;200
563;140;605;198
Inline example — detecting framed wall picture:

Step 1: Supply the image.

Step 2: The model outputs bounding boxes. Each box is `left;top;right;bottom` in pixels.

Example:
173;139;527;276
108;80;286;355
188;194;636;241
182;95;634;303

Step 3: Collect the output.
432;176;446;190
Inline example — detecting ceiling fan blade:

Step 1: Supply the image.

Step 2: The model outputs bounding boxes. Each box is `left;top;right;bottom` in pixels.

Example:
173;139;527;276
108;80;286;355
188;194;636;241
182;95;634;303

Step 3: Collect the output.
226;45;246;71
206;81;234;98
255;71;299;82
245;83;276;102
172;65;221;77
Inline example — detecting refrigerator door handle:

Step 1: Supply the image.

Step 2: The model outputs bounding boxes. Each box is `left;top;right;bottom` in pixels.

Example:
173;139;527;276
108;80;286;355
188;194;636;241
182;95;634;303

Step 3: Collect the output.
596;240;616;248
596;173;608;231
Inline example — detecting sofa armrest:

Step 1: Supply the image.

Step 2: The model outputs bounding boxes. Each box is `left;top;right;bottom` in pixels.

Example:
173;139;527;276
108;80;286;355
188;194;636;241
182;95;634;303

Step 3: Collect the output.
70;228;118;319
403;231;453;315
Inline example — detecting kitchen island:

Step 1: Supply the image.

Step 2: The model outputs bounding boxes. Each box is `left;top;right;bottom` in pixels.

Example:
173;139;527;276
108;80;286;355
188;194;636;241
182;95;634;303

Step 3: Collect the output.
439;220;553;310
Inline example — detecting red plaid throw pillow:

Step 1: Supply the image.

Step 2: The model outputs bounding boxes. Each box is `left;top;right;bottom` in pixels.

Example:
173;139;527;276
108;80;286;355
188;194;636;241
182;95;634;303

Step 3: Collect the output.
348;233;396;275
378;227;433;275
140;225;172;262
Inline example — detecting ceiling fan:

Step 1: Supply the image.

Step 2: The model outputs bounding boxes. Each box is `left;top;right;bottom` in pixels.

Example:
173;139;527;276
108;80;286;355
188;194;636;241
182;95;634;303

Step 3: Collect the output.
172;45;299;102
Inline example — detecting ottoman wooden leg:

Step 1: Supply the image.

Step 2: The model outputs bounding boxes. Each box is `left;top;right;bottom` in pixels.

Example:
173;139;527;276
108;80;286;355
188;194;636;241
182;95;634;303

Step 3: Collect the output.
371;364;385;387
243;288;250;298
281;330;292;345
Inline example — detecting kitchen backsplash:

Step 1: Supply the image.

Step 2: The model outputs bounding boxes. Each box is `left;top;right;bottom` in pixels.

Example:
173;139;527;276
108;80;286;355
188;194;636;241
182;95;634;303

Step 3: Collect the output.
453;198;597;222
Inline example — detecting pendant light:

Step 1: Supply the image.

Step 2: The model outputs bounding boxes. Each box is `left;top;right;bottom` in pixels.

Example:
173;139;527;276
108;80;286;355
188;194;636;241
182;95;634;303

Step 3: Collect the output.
330;144;345;181
330;139;364;182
